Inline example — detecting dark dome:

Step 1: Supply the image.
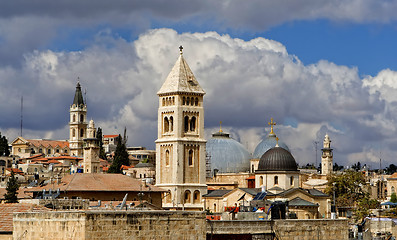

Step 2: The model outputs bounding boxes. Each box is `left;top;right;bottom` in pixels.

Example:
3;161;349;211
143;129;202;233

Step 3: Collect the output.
257;146;297;171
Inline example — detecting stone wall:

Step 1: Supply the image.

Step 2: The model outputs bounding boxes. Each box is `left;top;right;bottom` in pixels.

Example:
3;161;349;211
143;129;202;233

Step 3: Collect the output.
13;210;206;240
206;219;349;240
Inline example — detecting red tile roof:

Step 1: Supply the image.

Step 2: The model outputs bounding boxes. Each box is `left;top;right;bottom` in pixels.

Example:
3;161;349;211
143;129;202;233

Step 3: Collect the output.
27;139;69;149
0;203;50;232
5;168;24;174
27;174;166;193
103;135;119;138
0;188;33;200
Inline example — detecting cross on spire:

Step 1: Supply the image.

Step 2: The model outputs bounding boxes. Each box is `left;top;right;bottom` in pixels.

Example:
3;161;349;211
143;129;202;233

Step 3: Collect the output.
179;45;183;55
268;117;276;134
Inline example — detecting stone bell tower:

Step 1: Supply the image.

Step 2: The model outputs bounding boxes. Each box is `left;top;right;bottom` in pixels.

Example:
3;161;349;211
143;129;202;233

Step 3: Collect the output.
155;46;207;210
83;120;100;173
69;82;87;157
321;134;333;175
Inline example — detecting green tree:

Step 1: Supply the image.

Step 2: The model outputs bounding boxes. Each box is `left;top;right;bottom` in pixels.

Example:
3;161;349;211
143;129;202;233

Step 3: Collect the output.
108;134;129;173
385;164;397;175
0;133;10;156
4;171;20;203
96;127;107;160
325;170;377;221
391;193;397;203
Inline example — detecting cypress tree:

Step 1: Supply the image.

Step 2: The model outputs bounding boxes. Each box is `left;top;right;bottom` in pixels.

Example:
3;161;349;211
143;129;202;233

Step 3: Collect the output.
108;134;129;173
96;127;107;160
4;171;19;203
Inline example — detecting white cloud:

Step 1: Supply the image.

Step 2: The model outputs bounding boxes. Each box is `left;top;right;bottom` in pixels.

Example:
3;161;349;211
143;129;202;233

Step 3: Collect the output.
1;28;397;168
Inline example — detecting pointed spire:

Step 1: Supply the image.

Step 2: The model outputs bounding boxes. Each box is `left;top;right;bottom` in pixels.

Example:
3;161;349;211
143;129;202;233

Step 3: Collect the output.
157;46;205;96
73;79;85;106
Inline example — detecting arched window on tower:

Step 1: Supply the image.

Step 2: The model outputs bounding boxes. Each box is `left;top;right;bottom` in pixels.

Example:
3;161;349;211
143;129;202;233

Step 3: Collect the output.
80;129;84;138
169;116;173;132
193;190;200;204
73;114;76;122
190;116;196;131
195;97;198;106
80;114;84;122
290;176;294;186
184;190;191;204
72;129;76;138
165;150;170;166
183;97;186;105
186;97;190;105
274;176;279;185
188;149;193;166
164;117;169;133
184;116;189;132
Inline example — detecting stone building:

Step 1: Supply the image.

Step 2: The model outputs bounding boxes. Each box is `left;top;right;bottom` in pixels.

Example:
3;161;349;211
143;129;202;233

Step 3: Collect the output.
11;137;70;158
83;120;100;173
155;47;207;210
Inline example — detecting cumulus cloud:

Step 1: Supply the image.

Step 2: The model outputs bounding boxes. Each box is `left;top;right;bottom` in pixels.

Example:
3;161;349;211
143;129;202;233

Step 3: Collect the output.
1;28;397;167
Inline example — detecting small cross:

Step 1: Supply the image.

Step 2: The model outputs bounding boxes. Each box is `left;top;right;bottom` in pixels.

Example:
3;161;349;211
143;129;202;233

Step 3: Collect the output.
268;117;276;134
179;45;183;55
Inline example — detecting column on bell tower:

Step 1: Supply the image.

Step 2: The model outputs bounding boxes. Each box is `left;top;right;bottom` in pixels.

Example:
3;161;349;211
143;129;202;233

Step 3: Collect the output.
69;81;87;157
155;46;207;210
321;134;333;175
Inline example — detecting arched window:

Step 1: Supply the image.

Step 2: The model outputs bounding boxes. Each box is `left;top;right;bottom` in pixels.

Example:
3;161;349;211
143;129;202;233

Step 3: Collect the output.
274;176;278;185
165;150;170;165
164;117;169;133
169;116;173;132
47;149;51;155
190;116;196;131
72;129;76;137
184;116;189;132
251;165;255;173
259;176;263;186
73;114;76;122
195;97;198;106
186;97;190;105
80;114;84;122
290;176;294;186
214;203;217;212
183;97;186;105
184;190;191;203
80;129;84;138
162;98;165;106
188;149;193;166
191;98;194;106
172;97;175;105
93;130;96;138
193;190;200;204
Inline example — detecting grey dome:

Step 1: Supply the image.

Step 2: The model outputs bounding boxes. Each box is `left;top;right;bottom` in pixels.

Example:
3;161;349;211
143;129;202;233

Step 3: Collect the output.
206;131;250;173
253;133;289;159
257;146;297;171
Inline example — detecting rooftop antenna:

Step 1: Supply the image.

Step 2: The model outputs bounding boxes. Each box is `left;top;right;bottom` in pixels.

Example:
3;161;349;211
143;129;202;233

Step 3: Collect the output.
20;96;23;137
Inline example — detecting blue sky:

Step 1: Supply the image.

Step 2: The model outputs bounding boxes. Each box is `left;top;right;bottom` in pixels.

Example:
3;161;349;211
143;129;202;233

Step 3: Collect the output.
2;1;397;168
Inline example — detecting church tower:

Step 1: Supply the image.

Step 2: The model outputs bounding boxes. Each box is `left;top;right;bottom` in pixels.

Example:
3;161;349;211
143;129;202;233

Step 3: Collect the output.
321;134;333;175
155;46;207;210
69;82;87;157
83;120;100;173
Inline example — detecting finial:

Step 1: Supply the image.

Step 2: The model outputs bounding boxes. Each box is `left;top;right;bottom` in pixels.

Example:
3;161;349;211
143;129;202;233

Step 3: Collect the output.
179;45;183;55
275;137;279;147
268;117;276;134
219;121;223;133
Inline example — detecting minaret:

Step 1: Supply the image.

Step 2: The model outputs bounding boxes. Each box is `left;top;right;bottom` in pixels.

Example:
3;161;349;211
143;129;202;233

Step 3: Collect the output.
155;46;207;210
69;82;87;157
83;120;100;173
321;134;333;175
